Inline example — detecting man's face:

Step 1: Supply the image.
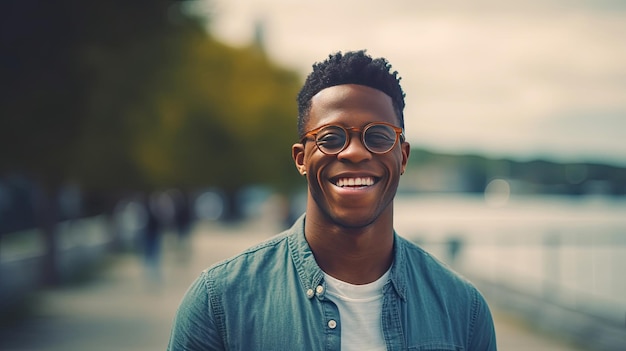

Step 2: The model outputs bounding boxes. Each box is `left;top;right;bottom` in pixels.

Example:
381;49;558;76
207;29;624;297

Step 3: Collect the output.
292;84;410;229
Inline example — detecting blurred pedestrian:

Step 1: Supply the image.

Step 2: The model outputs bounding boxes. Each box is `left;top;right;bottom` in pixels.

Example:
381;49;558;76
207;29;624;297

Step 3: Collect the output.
168;50;497;350
142;192;163;286
170;189;193;261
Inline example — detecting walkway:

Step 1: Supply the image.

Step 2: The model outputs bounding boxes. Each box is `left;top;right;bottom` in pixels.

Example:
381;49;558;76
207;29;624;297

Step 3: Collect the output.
0;220;589;350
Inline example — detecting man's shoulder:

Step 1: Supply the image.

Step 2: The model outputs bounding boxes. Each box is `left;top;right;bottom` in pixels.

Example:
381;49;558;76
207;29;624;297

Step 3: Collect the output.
204;230;292;276
396;234;479;294
196;227;304;301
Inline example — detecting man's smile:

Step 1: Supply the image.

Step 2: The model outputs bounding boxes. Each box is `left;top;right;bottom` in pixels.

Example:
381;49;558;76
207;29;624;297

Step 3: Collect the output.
332;176;377;188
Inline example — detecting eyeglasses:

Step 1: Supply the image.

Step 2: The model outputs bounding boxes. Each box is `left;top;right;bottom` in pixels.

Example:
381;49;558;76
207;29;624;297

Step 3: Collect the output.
300;122;404;155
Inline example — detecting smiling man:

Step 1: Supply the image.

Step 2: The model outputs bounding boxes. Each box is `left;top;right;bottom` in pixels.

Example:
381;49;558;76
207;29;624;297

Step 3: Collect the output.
168;50;497;351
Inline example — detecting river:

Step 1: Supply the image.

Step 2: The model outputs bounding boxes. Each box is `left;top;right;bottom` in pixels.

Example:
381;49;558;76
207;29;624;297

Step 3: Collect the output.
392;193;626;325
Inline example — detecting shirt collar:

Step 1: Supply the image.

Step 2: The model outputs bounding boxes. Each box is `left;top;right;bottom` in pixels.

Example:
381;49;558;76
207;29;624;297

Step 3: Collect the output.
388;231;407;300
287;214;407;300
287;215;325;297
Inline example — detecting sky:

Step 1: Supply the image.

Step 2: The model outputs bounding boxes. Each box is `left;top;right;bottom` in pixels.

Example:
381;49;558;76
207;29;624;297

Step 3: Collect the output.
189;0;626;166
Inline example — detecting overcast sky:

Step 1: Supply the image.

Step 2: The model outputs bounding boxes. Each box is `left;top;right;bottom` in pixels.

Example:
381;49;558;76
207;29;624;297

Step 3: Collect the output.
192;0;626;166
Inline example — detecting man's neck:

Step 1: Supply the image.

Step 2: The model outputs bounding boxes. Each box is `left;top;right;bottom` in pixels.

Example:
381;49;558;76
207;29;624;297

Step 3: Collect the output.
304;213;394;285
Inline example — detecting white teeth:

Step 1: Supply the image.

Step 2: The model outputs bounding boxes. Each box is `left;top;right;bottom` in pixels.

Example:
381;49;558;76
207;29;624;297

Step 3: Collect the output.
336;177;374;187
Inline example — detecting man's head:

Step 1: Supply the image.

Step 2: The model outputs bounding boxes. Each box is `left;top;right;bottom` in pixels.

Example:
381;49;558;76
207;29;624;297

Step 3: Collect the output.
297;50;406;138
293;50;410;229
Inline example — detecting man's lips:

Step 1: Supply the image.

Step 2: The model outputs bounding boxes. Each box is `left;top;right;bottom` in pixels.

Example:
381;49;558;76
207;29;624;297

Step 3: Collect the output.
331;176;378;188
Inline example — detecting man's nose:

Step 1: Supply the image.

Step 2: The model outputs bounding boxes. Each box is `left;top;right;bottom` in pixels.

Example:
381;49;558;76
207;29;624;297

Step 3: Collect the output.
336;132;372;163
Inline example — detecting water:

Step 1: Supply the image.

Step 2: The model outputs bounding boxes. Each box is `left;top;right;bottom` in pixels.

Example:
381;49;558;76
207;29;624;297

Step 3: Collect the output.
392;193;626;324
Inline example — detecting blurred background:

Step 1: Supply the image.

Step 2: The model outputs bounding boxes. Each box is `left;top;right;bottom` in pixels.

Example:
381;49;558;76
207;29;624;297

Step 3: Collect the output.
1;0;625;350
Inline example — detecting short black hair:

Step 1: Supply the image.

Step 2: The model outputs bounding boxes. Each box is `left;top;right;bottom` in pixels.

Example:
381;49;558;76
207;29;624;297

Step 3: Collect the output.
296;50;406;137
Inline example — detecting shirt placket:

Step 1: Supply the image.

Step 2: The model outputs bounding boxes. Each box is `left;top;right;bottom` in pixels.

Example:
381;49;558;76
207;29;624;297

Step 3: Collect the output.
307;282;341;350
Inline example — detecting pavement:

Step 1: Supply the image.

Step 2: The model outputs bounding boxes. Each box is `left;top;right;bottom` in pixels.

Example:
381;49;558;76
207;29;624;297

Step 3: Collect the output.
0;219;590;351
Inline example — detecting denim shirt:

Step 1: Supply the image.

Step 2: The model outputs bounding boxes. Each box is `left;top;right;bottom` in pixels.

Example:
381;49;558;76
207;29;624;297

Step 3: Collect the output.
168;216;497;350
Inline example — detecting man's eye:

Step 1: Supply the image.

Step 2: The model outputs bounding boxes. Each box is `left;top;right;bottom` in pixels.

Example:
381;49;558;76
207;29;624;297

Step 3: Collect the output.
366;133;394;146
318;133;345;147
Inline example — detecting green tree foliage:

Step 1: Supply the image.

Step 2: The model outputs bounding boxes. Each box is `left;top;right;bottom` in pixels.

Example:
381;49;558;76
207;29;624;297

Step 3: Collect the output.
1;0;302;198
404;149;626;195
127;38;303;195
0;0;302;282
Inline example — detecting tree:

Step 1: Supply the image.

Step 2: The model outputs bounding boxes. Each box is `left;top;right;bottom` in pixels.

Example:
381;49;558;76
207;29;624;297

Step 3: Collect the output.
1;0;303;282
124;37;302;218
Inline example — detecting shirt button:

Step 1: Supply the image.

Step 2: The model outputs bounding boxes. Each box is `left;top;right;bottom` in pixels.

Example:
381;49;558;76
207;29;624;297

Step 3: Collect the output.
306;289;314;298
316;285;324;295
328;320;337;329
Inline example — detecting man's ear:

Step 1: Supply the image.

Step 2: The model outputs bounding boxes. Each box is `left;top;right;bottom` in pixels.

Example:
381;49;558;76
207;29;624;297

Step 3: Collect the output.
292;143;306;176
401;141;410;175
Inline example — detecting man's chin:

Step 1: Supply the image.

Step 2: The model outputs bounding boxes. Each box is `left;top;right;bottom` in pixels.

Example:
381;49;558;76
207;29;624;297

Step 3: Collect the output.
328;212;379;230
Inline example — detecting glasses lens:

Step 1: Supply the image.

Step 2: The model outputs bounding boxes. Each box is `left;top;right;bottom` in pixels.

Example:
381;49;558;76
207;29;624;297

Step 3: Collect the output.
316;126;347;154
364;124;397;153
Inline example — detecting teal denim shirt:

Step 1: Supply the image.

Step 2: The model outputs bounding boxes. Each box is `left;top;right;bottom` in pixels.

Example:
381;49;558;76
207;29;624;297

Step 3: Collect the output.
168;215;497;350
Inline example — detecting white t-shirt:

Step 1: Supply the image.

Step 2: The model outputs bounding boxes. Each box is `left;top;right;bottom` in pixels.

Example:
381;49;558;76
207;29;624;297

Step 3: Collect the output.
323;270;390;351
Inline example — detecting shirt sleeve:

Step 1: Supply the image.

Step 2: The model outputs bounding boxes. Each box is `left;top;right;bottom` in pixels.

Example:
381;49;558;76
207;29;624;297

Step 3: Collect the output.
167;270;224;351
468;289;498;350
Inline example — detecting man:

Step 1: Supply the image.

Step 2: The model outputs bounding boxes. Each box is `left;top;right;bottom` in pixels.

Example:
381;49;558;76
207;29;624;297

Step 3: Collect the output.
168;50;497;350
